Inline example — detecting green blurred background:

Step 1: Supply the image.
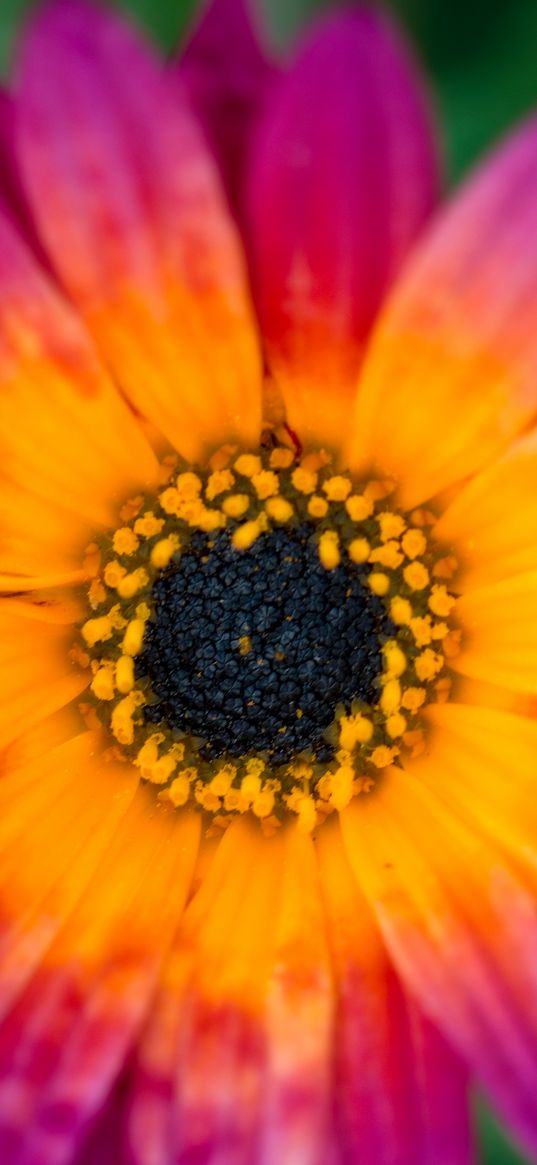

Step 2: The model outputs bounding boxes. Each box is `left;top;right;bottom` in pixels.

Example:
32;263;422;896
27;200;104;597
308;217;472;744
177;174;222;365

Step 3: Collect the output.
0;0;535;1162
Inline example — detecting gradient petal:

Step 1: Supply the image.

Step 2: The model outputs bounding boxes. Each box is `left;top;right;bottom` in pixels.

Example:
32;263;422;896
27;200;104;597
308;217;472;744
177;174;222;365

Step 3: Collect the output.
180;0;277;223
348;115;537;503
128;821;334;1165
247;5;439;449
340;727;537;1160
318;824;472;1165
0;205;158;587
0;755;200;1165
16;0;262;461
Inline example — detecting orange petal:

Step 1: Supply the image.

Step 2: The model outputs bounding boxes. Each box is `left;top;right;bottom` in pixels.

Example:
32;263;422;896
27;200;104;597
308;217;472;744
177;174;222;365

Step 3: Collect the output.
455;569;537;692
347;117;537;505
435;429;537;589
340;766;537;1158
17;0;262;460
129;820;335;1165
0;207;158;585
0;743;200;1165
317;821;472;1165
0;598;87;752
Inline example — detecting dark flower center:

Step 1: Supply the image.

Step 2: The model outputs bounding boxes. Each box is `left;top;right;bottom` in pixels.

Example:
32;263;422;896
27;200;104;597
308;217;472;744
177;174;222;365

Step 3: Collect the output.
137;524;394;763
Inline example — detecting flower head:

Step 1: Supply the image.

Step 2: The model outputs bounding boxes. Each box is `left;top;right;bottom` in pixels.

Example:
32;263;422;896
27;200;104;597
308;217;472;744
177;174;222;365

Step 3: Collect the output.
0;1;536;1164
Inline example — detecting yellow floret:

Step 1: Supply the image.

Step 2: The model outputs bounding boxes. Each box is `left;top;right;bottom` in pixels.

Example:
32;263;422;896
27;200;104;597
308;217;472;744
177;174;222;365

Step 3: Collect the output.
150;536;180;570
116;654;135;694
269;447;294;469
90;666;115;701
252;790;275;818
291;466;317;495
428;585;456;617
402;529;427;559
82;614;113;647
401;687;426;712
390;596;412;625
122;617;146;657
113;527;140;556
345;494;374;521
134;512;165;538
176;471;202;499
159;487;180;514
162;774;192;807
383;642;407;678
111;693;140;745
348;537;370;564
371;745;398;769
378;512;406;541
307;495;329;518
240;773;262;803
369;541;404;569
222;493;250;518
339;714;373;749
319;530;340;570
368;572;390;596
235;453;261;477
322;475;352;501
380;678;402;715
265;496;294;523
386;712;407;738
232;518;266;550
252;470;279;499
103;561;127;589
117;568;149;599
415;649;444;681
296;795;317;833
329;765;354;810
205;469;235;500
404;562;430;591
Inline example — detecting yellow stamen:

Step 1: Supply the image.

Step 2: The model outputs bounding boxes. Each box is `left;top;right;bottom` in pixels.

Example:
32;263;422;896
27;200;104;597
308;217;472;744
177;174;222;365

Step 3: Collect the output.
404;562;430;591
222;493;250;518
265;496;294;523
113;527;140;556
323;475;352;501
122;617;146;657
235;453;262;477
319;530;340;570
307;495;329;518
345;494;374;521
368;571;390;596
116;654;135;694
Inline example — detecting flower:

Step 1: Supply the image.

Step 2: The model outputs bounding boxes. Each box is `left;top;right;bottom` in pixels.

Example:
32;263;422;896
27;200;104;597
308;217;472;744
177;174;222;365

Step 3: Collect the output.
0;0;537;1163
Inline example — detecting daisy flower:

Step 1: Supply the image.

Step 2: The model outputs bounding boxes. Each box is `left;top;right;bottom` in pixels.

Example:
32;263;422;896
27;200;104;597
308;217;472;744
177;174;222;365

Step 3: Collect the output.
0;0;536;1163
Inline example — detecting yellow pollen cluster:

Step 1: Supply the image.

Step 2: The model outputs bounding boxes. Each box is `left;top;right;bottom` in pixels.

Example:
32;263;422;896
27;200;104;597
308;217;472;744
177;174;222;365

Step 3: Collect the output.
77;443;459;835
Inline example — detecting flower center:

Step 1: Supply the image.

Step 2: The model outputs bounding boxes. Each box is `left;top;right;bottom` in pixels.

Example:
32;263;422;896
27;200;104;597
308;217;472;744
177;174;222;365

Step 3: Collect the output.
76;443;460;833
137;524;393;764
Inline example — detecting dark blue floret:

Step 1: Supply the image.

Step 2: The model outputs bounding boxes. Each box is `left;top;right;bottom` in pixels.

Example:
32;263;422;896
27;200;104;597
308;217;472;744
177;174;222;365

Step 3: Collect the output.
137;524;393;762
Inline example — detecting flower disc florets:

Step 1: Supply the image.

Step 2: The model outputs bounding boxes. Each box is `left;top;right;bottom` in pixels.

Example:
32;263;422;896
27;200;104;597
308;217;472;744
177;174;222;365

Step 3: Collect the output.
77;444;460;833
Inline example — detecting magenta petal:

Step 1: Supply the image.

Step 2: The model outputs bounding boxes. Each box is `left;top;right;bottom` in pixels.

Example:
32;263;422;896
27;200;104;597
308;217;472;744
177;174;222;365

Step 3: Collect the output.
335;967;472;1165
0;89;35;239
179;0;278;222
247;4;440;399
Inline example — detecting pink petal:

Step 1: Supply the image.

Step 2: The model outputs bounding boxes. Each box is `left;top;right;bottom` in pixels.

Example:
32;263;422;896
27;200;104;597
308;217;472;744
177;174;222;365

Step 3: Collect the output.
318;825;472;1165
247;4;440;448
179;0;278;223
0;784;200;1165
0;89;41;245
348;114;537;506
340;715;537;1161
15;0;262;461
